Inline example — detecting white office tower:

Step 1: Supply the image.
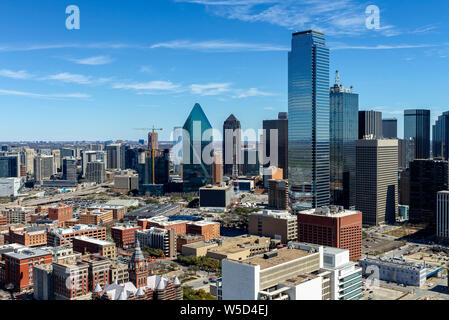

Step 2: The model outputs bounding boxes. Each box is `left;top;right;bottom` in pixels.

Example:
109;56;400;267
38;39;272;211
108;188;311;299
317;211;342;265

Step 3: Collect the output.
34;155;54;181
289;243;363;300
437;191;449;241
24;147;35;175
0;177;22;197
82;150;106;177
221;245;331;300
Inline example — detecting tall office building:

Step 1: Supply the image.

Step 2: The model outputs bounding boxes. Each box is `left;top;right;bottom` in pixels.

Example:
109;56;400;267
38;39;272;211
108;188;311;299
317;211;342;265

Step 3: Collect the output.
81;150;105;177
409;159;448;231
0;155;19;178
148;132;159;150
356;139;398;226
211;153;223;185
182;103;213;193
398;138;415;170
432;111;449;160
437;191;449;242
263;112;288;179
358;110;382;139
170;126;183;175
223;114;242;176
329;71;358;208
34;155;54;181
86;161;105;184
105;143;123;169
24;148;35;175
138;149;170;195
382;118;398;138
288;30;330;211
52;149;61;171
404;109;430;159
62;157;77;182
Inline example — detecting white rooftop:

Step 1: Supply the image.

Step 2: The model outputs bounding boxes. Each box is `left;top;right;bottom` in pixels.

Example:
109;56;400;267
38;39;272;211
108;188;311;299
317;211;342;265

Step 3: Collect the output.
299;206;360;218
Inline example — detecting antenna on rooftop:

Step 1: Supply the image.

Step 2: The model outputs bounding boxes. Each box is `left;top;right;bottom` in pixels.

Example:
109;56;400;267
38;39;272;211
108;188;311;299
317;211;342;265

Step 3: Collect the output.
335;70;341;86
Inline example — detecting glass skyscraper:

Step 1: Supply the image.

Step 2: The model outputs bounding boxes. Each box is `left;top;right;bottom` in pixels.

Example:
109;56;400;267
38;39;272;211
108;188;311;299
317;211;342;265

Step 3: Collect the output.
0;155;19;178
404;109;430;159
330;71;359;208
433;111;449;160
182;103;213;193
288;30;330;211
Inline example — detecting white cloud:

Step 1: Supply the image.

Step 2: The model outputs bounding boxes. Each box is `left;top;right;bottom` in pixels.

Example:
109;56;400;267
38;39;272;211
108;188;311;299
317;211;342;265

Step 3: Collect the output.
190;83;232;95
233;87;274;98
0;69;33;79
68;55;114;65
0;88;90;99
329;43;438;50
151;40;287;52
113;80;182;93
0;43;134;52
44;72;92;84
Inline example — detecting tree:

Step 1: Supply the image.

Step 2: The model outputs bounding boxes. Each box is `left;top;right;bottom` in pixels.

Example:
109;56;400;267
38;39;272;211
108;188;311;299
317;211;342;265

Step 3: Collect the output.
183;287;216;300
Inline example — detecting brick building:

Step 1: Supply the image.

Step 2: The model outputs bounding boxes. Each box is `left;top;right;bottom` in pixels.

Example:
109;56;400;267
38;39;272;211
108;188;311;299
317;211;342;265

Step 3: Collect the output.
248;210;297;244
0;214;6;226
138;216;187;235
111;224;142;249
9;226;47;247
186;221;220;241
47;225;107;247
176;234;204;252
53;260;91;300
73;236;117;259
87;205;127;221
47;204;73;222
297;206;362;262
79;209;113;226
4;247;53;292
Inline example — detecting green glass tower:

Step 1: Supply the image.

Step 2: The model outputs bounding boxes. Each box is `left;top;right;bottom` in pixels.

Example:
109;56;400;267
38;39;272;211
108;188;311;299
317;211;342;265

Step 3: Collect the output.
182;103;213;193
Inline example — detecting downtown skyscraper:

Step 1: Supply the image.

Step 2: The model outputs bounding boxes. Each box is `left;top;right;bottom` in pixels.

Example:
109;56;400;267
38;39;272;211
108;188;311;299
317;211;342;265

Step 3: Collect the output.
288;30;330;211
404;109;430;159
329;71;359;209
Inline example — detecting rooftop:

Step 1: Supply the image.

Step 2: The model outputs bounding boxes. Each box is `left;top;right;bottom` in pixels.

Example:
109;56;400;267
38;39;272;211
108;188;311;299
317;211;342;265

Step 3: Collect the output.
251;210;296;220
4;247;51;260
239;248;312;270
74;236;114;246
298;206;361;218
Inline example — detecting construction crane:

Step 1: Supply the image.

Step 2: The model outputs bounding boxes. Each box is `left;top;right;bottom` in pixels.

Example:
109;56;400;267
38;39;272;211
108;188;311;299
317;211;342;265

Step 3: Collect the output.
133;126;163;184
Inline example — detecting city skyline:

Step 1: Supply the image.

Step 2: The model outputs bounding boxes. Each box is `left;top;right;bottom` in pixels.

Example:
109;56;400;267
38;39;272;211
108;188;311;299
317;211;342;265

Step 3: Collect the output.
1;0;449;141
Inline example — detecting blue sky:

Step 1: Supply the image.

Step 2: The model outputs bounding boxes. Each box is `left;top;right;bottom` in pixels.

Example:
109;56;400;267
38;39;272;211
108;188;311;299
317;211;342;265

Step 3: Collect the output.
0;0;448;141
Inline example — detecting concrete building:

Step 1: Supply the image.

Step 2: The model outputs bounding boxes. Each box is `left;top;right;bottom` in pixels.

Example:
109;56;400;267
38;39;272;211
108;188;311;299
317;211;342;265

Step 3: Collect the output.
221;246;330;300
85;161;105;184
53;260;91;300
62;157;77;182
73;236;117;259
33;263;54;300
290;243;362;300
263;113;288;179
356;138;398;226
2;206;33;224
135;227;176;258
268;179;288;210
248;210;297;244
199;185;232;209
114;174;139;193
34;155;54;181
297;206;362;262
358;110;382;139
359;256;435;287
0;177;22;197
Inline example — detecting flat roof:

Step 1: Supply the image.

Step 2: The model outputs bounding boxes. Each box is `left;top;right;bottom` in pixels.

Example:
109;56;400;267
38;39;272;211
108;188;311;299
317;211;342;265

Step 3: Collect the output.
240;248;312;270
298;206;360;218
4;247;51;260
73;236;114;246
251;210;296;220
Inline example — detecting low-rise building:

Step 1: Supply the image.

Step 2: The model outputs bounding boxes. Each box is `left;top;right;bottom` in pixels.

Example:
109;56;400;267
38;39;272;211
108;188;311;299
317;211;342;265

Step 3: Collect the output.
79;209;113;226
111;224;141;249
138;216;187;235
53;260;91;300
248;210;297;244
73;236;117;259
186;220;220;241
0;177;22;197
135;227;176;258
2;207;33;224
359;256;436;287
33;263;54;300
9;226;48;247
47;224;107;247
87;204;127;221
176;234;204;252
199;185;232;209
47;203;73;223
4;247;53;292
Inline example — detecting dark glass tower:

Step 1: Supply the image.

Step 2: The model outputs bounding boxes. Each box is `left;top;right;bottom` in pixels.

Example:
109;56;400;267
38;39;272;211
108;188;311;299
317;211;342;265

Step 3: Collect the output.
223;114;242;176
404;109;430;159
0;155;19;178
358;110;382;139
382;118;397;138
263;112;288;179
432;111;449;160
182;103;213;193
288;30;330;211
330;71;358;208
